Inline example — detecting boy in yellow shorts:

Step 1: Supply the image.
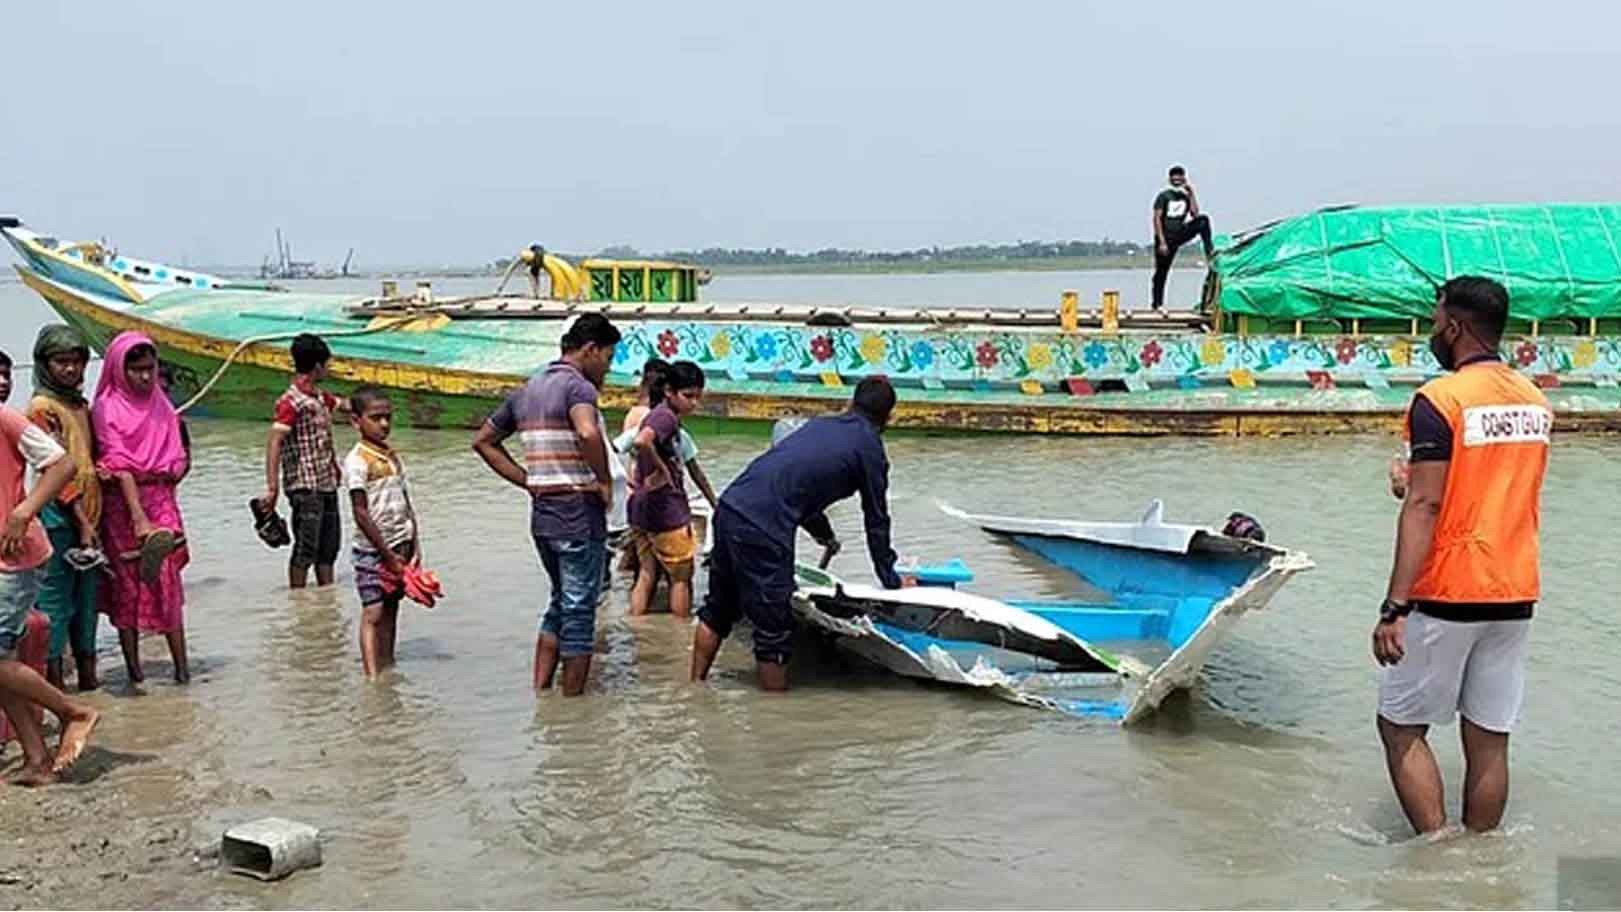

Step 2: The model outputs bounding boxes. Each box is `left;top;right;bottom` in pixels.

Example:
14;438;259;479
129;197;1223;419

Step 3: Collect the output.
626;361;706;617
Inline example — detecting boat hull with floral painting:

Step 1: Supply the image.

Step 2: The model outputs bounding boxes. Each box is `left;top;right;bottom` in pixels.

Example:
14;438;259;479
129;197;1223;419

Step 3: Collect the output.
6;214;1621;435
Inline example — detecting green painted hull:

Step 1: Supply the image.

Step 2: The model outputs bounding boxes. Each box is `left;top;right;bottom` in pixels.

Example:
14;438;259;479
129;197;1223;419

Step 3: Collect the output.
19;264;1621;436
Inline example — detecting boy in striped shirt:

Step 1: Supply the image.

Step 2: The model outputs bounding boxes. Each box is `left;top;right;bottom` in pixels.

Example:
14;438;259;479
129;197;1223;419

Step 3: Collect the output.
473;315;622;696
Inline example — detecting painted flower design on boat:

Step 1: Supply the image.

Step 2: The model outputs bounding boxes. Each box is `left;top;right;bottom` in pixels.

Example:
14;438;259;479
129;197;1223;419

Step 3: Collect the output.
975;340;1000;370
1574;340;1598;369
1334;338;1358;365
1515;340;1539;367
1267;339;1292;366
754;333;780;361
1083;341;1109;369
1026;343;1054;372
710;332;732;360
1200;338;1226;368
1139;340;1163;368
657;330;680;358
859;334;887;365
810;335;835;363
1388;340;1411;367
613;341;631;366
909;340;935;370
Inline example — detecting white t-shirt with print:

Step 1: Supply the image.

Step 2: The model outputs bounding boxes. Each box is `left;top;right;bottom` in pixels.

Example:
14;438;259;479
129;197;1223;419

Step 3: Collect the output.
343;440;414;553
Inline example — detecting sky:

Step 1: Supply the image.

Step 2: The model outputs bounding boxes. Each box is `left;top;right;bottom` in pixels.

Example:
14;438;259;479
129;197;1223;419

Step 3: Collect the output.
3;0;1618;269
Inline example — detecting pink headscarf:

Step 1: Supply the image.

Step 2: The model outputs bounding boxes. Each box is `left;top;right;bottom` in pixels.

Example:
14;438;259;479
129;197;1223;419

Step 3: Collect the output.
92;331;188;477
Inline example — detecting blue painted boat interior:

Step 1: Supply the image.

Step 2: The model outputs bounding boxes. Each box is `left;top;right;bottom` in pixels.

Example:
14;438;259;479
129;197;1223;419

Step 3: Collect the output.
806;530;1271;720
1006;602;1168;642
1036;696;1127;720
1006;534;1265;651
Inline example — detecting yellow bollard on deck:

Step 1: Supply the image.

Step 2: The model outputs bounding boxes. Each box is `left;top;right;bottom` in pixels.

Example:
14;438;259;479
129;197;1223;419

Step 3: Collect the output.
1101;290;1121;335
1060;290;1079;333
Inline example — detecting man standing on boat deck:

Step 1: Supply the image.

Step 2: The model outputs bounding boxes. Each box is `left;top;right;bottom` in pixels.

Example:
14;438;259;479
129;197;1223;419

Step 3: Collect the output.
690;377;908;692
473;313;621;697
1150;165;1214;311
1373;276;1551;835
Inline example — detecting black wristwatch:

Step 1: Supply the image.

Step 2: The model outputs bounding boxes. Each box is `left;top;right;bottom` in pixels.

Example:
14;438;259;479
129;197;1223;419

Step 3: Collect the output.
1379;598;1412;624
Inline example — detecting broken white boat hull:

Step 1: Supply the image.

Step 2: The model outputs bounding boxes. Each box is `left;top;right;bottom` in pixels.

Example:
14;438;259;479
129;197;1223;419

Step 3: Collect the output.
791;502;1313;723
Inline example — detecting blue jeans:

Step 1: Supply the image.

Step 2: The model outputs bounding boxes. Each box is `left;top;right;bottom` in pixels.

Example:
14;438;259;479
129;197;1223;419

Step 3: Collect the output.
534;537;606;658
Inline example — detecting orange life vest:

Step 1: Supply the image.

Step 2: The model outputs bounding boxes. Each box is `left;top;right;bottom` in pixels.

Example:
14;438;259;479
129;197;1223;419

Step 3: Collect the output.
1405;361;1551;604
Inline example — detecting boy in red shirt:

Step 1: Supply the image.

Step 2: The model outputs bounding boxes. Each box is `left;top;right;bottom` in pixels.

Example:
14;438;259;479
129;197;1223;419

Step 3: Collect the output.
261;334;346;588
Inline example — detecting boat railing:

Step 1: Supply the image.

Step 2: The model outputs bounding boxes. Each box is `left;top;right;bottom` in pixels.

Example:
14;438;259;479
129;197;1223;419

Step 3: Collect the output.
346;292;1212;332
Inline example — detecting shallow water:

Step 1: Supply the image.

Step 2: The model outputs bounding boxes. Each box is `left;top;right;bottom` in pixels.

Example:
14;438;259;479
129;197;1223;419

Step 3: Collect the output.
1;274;1619;908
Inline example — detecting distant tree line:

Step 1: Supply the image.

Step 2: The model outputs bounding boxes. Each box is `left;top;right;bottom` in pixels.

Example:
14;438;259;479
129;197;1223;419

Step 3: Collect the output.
488;239;1148;271
601;240;1147;266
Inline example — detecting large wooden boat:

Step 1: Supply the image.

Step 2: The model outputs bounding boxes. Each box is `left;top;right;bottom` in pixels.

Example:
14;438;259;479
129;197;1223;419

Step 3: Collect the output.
7;207;1621;436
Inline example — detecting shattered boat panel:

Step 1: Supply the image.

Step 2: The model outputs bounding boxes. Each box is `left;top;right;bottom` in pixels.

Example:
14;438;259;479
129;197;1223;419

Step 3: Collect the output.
790;503;1313;724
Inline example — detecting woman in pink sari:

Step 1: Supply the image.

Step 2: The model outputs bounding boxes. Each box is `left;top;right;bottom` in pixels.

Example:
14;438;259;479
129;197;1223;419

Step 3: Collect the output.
93;332;191;684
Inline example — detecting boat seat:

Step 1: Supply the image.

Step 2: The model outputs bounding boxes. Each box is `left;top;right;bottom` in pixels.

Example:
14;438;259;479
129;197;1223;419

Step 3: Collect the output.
1005;601;1170;642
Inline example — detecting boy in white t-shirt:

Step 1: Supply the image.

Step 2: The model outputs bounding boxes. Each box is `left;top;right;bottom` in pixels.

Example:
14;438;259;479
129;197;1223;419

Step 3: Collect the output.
343;386;418;678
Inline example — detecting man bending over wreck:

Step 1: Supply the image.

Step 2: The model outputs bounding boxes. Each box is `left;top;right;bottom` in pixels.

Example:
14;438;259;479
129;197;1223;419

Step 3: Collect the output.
690;377;908;691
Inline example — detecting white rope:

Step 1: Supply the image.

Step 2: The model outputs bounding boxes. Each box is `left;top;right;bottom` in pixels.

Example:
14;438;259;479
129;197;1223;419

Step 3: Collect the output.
175;316;414;414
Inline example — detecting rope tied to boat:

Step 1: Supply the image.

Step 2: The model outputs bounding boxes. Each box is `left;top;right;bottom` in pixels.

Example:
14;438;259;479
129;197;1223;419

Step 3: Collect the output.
174;315;417;414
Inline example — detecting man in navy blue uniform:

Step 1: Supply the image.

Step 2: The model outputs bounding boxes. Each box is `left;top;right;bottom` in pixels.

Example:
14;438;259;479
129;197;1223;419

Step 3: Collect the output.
690;377;906;691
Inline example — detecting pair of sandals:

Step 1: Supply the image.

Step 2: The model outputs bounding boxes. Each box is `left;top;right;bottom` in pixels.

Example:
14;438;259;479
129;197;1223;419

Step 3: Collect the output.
248;498;291;549
63;546;110;573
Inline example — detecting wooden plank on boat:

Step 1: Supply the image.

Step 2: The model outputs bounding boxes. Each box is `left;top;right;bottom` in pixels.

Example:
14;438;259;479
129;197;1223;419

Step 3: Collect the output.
344;295;1208;331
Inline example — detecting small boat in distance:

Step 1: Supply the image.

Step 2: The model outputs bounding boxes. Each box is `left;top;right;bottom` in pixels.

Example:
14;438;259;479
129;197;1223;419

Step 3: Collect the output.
792;501;1313;723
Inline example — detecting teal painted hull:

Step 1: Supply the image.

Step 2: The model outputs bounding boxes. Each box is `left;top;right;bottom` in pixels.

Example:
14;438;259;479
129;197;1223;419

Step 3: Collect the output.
16;260;1621;435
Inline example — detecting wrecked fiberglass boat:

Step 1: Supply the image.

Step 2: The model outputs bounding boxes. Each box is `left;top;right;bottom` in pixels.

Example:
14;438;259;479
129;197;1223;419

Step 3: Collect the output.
791;501;1313;723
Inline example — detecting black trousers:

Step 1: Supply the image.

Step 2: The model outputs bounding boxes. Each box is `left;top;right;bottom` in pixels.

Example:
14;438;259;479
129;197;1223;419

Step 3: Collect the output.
1152;214;1213;309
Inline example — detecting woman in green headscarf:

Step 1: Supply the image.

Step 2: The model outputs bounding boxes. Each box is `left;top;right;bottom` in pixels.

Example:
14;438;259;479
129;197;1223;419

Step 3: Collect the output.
32;325;90;406
26;323;102;691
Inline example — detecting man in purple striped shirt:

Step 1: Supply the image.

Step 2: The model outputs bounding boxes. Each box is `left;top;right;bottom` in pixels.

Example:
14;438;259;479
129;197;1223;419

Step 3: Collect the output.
474;314;621;696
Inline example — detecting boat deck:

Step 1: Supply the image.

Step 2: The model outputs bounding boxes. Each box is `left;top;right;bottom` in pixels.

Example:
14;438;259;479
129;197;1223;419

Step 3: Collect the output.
348;294;1212;332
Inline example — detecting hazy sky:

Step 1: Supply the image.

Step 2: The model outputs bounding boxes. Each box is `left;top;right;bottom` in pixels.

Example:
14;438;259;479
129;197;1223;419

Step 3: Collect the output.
4;1;1616;268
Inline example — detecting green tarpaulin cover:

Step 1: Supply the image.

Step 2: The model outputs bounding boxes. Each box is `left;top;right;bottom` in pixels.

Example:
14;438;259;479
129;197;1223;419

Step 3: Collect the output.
1212;204;1621;321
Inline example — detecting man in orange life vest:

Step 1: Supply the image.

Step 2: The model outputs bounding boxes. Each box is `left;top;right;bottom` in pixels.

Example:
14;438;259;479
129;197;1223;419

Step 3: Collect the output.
1374;276;1551;835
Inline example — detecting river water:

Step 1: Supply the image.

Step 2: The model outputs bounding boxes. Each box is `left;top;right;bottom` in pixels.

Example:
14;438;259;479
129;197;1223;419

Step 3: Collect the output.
0;269;1618;908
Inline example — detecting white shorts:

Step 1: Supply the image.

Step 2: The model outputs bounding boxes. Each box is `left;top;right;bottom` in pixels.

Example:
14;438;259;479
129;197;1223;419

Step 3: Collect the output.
1378;612;1530;733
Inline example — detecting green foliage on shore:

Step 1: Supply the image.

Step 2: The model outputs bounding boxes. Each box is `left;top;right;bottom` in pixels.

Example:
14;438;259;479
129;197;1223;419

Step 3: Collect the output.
479;240;1210;276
